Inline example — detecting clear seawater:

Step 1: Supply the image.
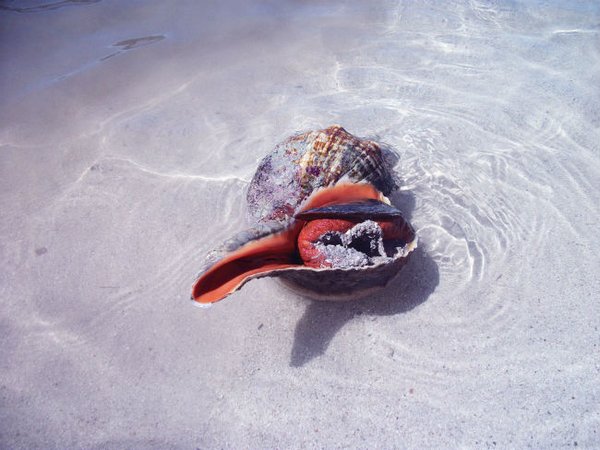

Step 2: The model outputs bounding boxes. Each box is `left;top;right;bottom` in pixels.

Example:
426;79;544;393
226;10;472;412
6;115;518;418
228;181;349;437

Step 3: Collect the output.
1;0;599;447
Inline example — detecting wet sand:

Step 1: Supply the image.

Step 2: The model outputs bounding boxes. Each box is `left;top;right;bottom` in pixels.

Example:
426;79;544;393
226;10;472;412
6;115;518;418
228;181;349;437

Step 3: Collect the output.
1;1;599;448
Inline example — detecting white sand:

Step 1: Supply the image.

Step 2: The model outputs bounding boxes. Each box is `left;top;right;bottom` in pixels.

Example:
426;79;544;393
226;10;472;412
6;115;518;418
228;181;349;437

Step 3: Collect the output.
1;1;599;448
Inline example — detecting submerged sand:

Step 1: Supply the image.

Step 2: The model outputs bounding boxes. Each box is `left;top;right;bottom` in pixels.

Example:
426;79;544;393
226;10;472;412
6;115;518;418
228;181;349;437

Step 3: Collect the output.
1;0;599;448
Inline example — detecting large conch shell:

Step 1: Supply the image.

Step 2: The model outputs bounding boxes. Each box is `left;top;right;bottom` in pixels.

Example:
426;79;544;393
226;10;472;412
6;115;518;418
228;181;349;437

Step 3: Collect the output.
191;126;417;304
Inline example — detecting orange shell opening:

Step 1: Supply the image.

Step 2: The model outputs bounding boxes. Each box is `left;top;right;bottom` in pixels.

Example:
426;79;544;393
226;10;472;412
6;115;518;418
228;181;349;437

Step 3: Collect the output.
297;217;407;268
191;183;383;304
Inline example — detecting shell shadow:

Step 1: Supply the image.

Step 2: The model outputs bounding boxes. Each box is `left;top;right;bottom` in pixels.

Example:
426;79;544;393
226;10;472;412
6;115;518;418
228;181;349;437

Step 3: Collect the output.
289;190;439;367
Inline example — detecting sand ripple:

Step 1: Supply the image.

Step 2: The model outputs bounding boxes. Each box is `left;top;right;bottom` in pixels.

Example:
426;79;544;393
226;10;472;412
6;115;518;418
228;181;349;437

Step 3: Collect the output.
2;0;599;447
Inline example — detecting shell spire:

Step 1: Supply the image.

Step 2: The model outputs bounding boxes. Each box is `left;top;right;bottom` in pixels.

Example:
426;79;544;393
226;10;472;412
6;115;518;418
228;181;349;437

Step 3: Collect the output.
246;125;398;224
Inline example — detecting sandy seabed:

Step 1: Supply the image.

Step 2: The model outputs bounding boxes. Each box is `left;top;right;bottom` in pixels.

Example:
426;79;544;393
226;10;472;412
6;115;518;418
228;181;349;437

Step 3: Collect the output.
1;0;599;448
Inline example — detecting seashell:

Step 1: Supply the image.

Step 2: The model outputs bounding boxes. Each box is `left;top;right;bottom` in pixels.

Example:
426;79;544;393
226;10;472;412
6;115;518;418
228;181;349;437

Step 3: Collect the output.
191;125;417;304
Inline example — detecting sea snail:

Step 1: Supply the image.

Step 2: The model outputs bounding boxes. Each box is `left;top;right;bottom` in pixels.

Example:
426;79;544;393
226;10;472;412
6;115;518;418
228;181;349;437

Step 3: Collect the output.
191;126;417;304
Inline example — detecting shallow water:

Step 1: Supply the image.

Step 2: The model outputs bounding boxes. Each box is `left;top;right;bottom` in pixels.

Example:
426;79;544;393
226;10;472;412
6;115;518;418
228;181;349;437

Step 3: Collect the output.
1;0;599;448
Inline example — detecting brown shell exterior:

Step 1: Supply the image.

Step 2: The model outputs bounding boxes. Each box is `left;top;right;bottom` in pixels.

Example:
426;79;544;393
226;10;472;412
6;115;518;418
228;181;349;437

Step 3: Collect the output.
278;252;413;301
247;125;398;224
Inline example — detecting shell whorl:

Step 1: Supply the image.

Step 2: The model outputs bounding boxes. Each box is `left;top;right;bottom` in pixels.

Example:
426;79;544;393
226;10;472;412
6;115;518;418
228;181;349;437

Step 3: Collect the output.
246;126;398;224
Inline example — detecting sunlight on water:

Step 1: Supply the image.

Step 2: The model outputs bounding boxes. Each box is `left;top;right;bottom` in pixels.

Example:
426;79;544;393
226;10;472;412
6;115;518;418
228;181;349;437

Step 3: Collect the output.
1;0;599;448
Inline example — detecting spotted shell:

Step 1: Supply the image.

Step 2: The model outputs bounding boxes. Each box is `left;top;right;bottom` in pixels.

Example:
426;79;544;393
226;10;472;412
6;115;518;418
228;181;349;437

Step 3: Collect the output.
247;125;399;223
191;126;417;304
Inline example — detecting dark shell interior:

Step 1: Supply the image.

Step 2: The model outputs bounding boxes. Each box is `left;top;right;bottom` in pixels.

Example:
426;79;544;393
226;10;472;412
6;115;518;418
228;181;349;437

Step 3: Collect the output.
295;199;404;221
